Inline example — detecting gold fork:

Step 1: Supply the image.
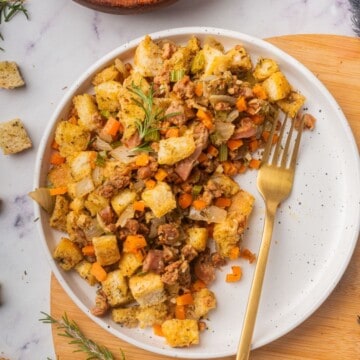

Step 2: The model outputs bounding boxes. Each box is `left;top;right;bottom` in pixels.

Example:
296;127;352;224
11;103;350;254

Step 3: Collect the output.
236;113;305;360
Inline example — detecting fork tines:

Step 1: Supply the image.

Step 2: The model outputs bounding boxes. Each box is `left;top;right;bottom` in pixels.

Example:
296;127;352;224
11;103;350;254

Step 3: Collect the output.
262;112;304;169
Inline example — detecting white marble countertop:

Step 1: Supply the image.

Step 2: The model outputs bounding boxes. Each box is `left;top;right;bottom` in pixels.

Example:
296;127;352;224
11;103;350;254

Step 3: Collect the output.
0;0;358;359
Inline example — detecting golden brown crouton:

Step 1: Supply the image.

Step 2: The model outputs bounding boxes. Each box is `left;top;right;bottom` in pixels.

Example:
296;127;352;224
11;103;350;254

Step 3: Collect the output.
0;61;25;89
136;302;168;328
129;272;167;307
0;119;32;155
262;71;291;102
186;227;208;252
112;306;139;327
75;260;98;286
53;237;83;270
161;319;199;347
49;195;69;232
118;252;143;277
101;270;130;307
92;235;120;266
276;91;306;118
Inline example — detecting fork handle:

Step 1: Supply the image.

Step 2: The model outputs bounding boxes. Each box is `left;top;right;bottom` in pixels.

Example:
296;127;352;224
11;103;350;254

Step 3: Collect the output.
236;202;277;360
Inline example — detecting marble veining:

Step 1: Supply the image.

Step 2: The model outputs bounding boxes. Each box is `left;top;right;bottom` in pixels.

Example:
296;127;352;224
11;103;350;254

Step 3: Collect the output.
0;0;358;359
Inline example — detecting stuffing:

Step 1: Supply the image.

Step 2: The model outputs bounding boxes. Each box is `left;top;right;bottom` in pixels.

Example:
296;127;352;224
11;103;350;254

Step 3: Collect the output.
53;237;83;270
161;319;199;347
92;235;121;266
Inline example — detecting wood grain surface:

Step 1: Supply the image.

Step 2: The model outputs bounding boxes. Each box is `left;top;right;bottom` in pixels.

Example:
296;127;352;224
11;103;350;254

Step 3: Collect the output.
51;34;360;360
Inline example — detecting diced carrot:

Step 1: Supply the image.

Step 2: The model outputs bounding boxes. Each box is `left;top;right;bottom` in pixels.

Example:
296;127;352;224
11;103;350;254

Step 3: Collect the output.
231;266;242;276
123;235;147;253
194;82;203;97
82;245;95;257
134;249;145;262
133;200;145;212
236;96;247;112
207;145;219;157
249;158;261;169
91;262;107;282
197;109;214;130
240;248;256;263
175;305;186;320
155;168;168;181
165;128;180;138
229;247;240;260
262;130;270;142
222;161;237;176
50;152;66;165
135;152;150;167
192;199;207;210
145;179;156;189
153;324;164;337
227;139;243;151
51;139;60;150
226;273;242;282
176;293;194;306
249;139;259;152
251;114;265;125
191;279;206;292
49;186;68;196
272;133;279;144
103;117;121;137
214;197;232;208
178;193;193;209
237;164;247;174
252;84;268;100
197;152;208;163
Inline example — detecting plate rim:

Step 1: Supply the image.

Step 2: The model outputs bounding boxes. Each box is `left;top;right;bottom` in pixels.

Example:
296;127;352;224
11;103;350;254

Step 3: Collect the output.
33;27;360;359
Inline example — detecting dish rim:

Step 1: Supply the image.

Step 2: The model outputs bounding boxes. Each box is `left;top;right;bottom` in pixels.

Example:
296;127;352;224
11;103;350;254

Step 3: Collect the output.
33;26;360;358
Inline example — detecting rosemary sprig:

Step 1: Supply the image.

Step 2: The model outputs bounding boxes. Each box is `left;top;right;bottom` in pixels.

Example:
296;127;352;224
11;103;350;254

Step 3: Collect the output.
39;311;125;360
0;0;29;50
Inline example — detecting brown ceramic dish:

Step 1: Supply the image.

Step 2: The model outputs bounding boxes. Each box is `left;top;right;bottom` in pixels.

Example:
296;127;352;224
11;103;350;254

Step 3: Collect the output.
73;0;178;14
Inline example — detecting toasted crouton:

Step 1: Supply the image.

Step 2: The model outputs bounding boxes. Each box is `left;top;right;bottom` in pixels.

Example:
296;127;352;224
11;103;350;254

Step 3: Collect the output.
276;91;306;118
161;319;199;347
101;270;130;307
118;252;143;277
0;119;32;155
141;181;176;218
75;260;98;286
0;61;25;89
53;237;83;270
95;80;122;112
49;195;69;232
186;227;208;252
158;135;196;165
73;94;101;131
191;288;216;319
92;235;120;266
136;302;167;328
112;306;139;327
129;272;166;307
92;65;121;86
262;71;291;102
253;58;279;81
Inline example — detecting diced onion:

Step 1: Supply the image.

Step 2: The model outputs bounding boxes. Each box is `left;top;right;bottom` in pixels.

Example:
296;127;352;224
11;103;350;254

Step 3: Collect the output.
110;146;136;164
93;136;113;151
215;121;235;141
71;177;95;198
188;205;227;223
28;187;55;213
116;205;135;228
84;217;104;239
226;110;239;122
209;95;236;105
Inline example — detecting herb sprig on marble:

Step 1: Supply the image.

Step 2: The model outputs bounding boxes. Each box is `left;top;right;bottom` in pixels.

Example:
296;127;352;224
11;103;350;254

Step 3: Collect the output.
0;0;29;50
39;312;125;360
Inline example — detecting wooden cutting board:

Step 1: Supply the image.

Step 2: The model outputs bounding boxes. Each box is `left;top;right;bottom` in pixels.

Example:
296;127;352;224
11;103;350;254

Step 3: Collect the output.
51;34;360;360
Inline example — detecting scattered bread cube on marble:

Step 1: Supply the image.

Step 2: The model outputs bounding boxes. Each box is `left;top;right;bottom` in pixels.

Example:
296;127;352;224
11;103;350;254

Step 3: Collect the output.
0;61;25;89
0;118;32;155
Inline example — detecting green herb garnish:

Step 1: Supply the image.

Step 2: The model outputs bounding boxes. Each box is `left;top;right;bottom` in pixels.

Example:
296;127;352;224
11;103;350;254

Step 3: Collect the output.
39;312;123;360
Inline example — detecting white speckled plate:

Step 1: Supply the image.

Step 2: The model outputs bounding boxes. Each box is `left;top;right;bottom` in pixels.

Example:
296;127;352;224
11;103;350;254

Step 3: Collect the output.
34;27;360;359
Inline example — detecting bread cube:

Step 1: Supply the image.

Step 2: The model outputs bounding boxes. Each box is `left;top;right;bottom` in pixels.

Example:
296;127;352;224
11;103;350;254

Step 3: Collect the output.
112;306;139;327
84;192;109;216
226;45;252;72
49;195;69;232
161;319;199;347
119;252;143;277
136;302;168;328
48;163;71;188
187;227;208;252
111;189;137;216
95;80;122;112
158;135;196;166
202;41;225;76
129;272;166;307
0;118;32;155
134;35;164;77
68;151;96;182
276;91;306;118
75;260;98;286
213;218;240;258
192;288;216;319
0;61;25;89
141;181;176;218
92;65;121;86
69;197;85;213
73;94;101;131
207;173;240;197
261;71;291;102
92;235;120;266
253;58;279;81
227;190;255;224
55;121;90;158
101;270;130;307
53;237;83;270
